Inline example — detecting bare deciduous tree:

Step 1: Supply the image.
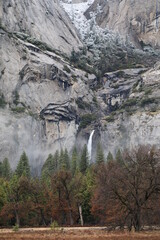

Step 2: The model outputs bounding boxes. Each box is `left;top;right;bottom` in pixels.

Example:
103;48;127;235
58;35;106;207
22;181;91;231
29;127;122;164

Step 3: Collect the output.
92;146;160;231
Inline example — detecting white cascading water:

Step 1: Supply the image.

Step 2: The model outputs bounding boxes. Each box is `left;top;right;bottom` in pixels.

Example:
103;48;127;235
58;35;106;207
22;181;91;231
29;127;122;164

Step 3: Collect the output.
87;130;95;164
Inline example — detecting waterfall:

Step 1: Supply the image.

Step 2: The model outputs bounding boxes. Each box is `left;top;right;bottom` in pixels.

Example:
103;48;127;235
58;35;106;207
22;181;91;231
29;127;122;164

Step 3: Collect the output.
87;130;95;163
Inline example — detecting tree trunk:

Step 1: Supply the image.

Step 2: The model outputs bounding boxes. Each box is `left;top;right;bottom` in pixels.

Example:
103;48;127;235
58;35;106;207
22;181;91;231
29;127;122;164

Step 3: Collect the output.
67;198;73;225
40;209;46;226
79;205;84;226
69;209;74;225
15;210;20;226
134;210;141;232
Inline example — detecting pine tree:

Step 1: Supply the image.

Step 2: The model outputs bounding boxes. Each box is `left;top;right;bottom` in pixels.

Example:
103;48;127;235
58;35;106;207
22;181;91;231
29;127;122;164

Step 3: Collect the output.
41;154;55;178
2;158;11;180
79;145;89;174
96;142;104;164
107;151;114;163
70;48;79;63
71;147;78;175
59;149;64;170
54;150;59;170
63;148;70;170
16;152;30;178
115;149;123;165
59;149;70;170
0;162;3;177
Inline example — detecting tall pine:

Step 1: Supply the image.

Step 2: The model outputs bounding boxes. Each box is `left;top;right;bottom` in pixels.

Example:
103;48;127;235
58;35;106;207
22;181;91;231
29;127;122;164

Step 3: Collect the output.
54;150;59;170
79;144;89;174
71;147;78;175
96;142;104;164
41;153;55;178
59;149;70;170
2;158;11;180
16;152;30;178
0;162;3;177
59;149;64;169
115;149;123;165
107;151;114;163
63;148;70;170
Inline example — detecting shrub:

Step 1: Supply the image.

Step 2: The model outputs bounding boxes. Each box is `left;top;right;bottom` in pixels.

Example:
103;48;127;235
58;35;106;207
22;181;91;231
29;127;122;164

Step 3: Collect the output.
150;106;157;112
116;70;125;78
71;75;77;82
63;65;71;73
22;55;27;60
13;91;19;105
15;34;59;55
76;98;91;110
11;107;25;113
144;88;152;95
79;114;96;129
85;73;88;78
132;81;140;93
0;94;6;108
70;48;80;63
140;97;156;107
112;84;119;89
27;38;53;52
0;20;6;31
12;224;19;232
92;96;98;107
50;220;59;230
105;115;114;122
77;61;94;74
28;111;39;119
121;98;137;108
138;86;143;92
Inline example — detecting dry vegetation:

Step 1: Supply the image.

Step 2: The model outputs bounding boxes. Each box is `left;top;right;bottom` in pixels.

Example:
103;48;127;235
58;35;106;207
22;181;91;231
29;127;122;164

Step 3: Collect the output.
1;229;160;240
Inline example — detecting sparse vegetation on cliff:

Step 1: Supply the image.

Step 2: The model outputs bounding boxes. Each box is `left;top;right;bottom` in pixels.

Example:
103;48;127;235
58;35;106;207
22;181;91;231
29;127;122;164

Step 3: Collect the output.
79;113;96;129
0;94;6;108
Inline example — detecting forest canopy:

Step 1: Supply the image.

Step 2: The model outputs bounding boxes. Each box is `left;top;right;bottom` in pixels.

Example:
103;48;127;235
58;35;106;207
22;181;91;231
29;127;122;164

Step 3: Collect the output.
0;145;160;232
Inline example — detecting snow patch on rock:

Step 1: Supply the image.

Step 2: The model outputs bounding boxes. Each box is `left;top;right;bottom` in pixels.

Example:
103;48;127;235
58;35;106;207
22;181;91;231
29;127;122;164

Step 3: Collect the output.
60;0;95;39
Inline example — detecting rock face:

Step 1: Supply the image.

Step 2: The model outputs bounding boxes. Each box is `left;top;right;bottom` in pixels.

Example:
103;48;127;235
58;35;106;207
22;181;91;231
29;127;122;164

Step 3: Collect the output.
0;0;82;53
94;64;160;158
100;111;160;157
85;0;160;48
0;3;94;168
0;109;44;171
0;29;95;167
0;0;160;168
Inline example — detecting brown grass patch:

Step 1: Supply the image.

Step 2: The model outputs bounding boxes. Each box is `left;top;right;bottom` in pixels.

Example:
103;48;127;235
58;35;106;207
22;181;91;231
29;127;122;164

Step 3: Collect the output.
0;229;160;240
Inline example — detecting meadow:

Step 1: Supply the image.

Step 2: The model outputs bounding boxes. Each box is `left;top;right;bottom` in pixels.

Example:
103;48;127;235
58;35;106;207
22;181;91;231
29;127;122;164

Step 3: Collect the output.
0;228;160;240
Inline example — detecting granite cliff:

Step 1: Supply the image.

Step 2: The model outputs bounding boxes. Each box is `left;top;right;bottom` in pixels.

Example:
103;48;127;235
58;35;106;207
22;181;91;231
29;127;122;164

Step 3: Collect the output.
0;0;160;168
85;0;160;49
